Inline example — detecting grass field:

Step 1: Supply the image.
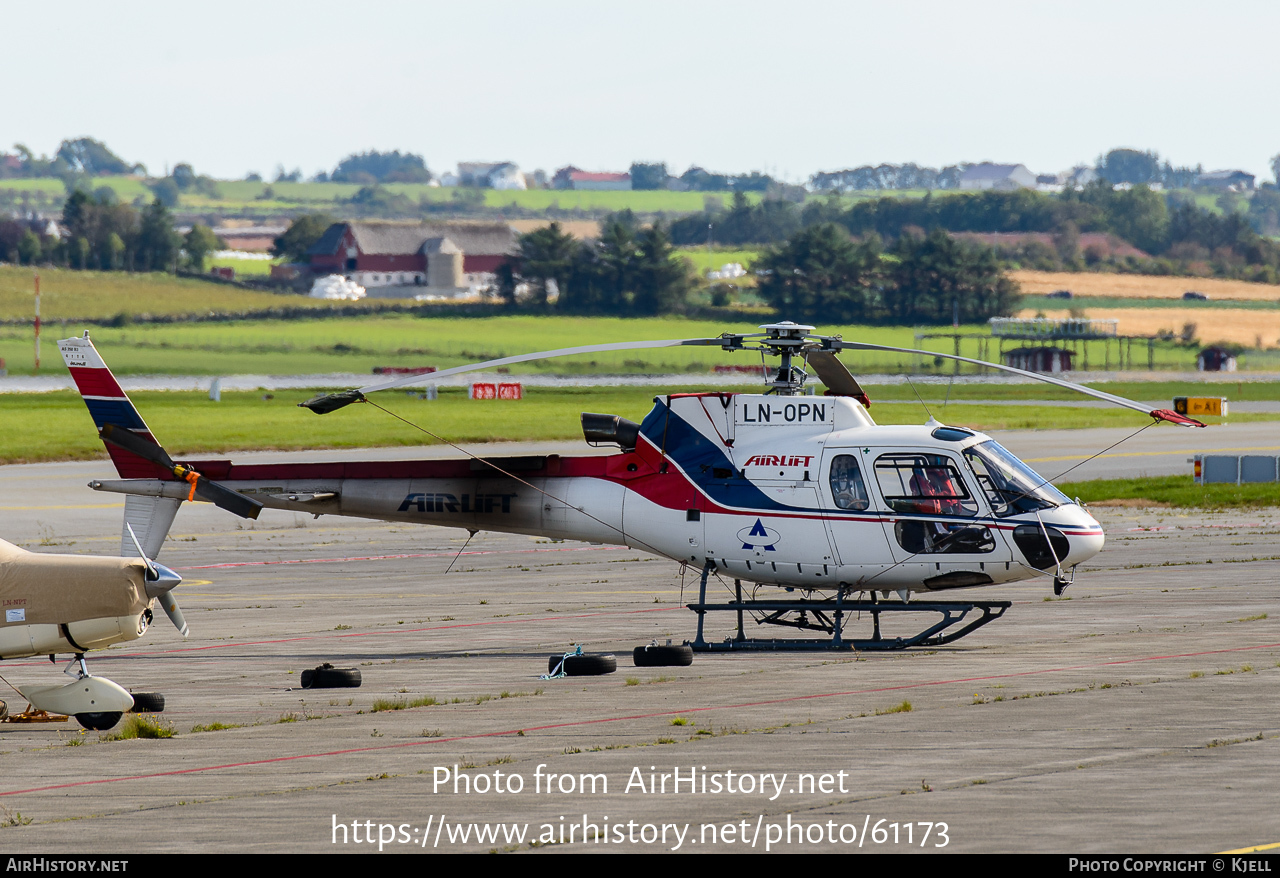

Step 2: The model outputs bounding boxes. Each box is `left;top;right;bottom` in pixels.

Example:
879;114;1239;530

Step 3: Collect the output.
1012;270;1280;301
678;248;761;276
0;265;365;323
0;177;764;215
1029;306;1280;348
0;313;1219;377
0;387;1257;465
205;255;280;277
1062;475;1280;510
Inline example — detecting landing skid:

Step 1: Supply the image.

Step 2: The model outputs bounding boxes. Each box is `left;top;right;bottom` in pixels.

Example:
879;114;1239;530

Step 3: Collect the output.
687;571;1011;652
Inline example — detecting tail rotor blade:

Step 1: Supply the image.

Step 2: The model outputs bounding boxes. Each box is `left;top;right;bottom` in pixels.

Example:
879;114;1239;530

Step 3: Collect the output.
99;424;176;469
192;477;263;520
102;424;262;518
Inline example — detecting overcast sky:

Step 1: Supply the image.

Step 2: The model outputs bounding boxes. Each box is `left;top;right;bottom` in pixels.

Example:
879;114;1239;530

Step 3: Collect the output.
7;0;1279;183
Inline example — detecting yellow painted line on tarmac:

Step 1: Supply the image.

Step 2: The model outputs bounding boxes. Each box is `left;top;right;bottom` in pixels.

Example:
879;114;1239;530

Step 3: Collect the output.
1218;842;1280;853
0;502;125;510
1026;445;1280;464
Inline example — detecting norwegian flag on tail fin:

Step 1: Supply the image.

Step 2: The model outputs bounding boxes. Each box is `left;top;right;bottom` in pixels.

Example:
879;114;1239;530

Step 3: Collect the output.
58;334;174;480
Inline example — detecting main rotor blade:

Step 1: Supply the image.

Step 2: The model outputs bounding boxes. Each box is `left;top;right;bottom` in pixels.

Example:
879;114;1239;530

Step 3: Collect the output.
158;591;188;638
360;337;733;393
300;336;741;413
805;350;868;403
835;341;1205;426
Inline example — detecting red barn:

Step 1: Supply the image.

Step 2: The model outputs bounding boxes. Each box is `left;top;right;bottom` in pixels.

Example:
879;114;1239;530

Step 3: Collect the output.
306;221;518;289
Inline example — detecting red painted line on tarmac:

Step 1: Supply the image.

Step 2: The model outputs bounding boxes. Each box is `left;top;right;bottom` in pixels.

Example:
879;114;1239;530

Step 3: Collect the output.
179;544;621;571
4;640;1278;798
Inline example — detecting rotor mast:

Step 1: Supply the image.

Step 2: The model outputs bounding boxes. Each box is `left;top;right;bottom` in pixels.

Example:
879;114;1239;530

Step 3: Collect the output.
757;321;815;395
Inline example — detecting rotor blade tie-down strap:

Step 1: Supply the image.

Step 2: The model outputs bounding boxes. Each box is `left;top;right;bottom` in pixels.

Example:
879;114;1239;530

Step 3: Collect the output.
181;469;200;502
542;645;583;680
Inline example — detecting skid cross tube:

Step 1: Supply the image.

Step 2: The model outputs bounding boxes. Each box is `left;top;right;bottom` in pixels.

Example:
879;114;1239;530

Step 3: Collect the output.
686;595;1012;652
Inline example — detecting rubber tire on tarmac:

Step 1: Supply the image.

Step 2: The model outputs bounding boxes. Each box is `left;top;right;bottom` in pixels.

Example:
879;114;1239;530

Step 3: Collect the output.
76;712;123;731
301;664;362;689
548;654;617;676
129;692;165;713
632;644;694;668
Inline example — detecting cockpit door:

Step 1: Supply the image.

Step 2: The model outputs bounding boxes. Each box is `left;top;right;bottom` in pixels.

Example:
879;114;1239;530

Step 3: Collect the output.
818;449;896;584
867;448;1015;591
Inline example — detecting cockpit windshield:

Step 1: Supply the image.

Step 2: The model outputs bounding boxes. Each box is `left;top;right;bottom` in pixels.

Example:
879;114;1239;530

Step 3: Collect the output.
963;440;1071;516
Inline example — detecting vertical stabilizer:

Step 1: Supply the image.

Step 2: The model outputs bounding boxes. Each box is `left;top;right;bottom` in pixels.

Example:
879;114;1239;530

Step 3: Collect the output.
121;495;182;559
58;334;171;480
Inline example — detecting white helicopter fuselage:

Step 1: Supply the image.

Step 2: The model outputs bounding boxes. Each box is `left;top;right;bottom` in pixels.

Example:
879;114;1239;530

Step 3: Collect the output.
94;393;1103;596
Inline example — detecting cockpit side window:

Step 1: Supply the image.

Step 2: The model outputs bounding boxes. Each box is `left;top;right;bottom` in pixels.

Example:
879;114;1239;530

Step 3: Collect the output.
873;453;979;518
874;452;994;555
829;454;869;511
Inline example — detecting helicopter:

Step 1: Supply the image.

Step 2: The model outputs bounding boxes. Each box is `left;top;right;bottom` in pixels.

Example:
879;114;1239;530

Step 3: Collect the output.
0;526;184;730
57;323;1202;652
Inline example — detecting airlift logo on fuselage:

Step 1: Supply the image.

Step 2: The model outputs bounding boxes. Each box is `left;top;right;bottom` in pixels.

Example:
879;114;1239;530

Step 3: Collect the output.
737;401;831;425
743;455;815;468
398;492;517;514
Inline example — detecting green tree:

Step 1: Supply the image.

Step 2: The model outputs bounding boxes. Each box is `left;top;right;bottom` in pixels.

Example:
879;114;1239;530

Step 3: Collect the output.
17;230;42;265
756;224;881;324
1096;148;1162;185
272;213;335;261
183;224;222;271
886;229;1020;324
630;224;691;315
172;163;197;190
148;177;180;208
332;150;431;183
55;137;136;175
97;233;124;270
135;200;181;272
498;222;578;307
629;162;667;190
554;221;691;315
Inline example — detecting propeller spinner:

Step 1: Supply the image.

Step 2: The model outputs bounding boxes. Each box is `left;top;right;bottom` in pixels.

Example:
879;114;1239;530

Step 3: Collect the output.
125;523;187;637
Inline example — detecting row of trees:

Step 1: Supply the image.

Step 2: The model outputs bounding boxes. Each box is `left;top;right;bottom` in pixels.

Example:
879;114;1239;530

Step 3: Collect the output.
663;182;1280;282
494;219;1019;324
2;138;143;179
757;225;1019;325
497;220;692;315
807;149;1218;193
0;191;221;272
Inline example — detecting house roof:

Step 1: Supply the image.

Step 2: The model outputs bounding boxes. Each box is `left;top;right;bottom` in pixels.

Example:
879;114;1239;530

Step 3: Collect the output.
307;222;518;257
1199;169;1254;182
959;163;1029;181
422;236;460;255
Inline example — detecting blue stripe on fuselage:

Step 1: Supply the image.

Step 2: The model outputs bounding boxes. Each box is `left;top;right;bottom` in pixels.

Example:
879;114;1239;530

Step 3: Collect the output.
640;399;798;512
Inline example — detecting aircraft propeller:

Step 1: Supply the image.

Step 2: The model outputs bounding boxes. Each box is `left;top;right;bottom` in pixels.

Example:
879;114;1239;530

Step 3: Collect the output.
125;523;187;637
98;424;264;519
